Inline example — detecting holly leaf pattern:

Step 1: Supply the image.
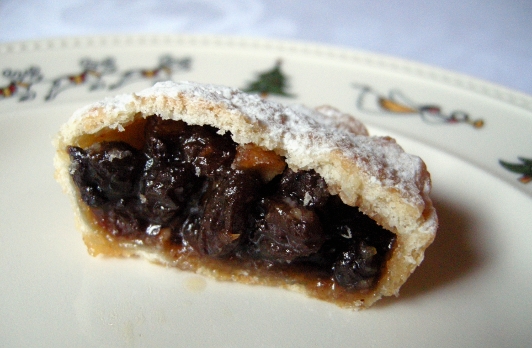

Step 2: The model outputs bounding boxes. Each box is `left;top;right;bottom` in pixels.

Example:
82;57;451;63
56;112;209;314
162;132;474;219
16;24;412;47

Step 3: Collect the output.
499;157;532;183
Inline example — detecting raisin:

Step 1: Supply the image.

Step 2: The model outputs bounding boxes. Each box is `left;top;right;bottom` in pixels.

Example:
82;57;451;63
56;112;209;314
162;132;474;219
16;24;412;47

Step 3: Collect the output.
332;241;383;291
139;117;202;224
143;136;171;162
68;142;142;206
93;199;147;237
143;117;186;162
144;116;187;140
180;170;262;257
251;197;325;263
278;169;330;208
138;160;198;225
180;125;236;177
317;196;396;290
321;196;396;250
84;142;142;200
68;146;106;207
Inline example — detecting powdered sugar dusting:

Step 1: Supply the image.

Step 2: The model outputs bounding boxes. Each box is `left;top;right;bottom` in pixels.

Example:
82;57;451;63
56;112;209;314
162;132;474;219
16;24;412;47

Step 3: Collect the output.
69;81;428;207
136;81;426;206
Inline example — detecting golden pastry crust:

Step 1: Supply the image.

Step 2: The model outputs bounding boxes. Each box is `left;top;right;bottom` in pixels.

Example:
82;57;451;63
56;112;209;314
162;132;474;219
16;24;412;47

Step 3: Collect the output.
54;81;437;309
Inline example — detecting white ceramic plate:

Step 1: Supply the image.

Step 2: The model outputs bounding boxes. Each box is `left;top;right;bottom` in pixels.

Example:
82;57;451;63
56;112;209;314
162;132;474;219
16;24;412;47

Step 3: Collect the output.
1;35;531;347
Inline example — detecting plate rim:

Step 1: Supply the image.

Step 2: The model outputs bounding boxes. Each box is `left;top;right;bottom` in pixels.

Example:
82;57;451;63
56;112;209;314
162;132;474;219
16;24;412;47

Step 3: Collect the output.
1;33;532;113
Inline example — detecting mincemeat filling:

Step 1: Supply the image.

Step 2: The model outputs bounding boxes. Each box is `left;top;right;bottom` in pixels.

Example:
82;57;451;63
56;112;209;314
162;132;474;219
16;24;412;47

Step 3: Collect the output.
67;115;396;291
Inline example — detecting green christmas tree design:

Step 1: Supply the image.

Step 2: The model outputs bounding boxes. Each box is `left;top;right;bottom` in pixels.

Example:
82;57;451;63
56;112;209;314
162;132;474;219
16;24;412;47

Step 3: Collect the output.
499;157;532;183
243;60;295;98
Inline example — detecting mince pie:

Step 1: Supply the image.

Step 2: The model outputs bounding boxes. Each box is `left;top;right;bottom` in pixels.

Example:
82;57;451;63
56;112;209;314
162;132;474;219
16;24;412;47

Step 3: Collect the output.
54;81;437;309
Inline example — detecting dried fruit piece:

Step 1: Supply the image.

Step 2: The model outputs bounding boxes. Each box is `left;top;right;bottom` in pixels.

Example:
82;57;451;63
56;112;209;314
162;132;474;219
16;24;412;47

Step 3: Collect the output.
251;197;325;262
233;144;286;182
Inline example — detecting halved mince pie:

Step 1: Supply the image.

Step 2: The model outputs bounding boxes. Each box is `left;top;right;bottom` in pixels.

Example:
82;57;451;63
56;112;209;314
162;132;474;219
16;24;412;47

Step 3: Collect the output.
53;81;437;309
